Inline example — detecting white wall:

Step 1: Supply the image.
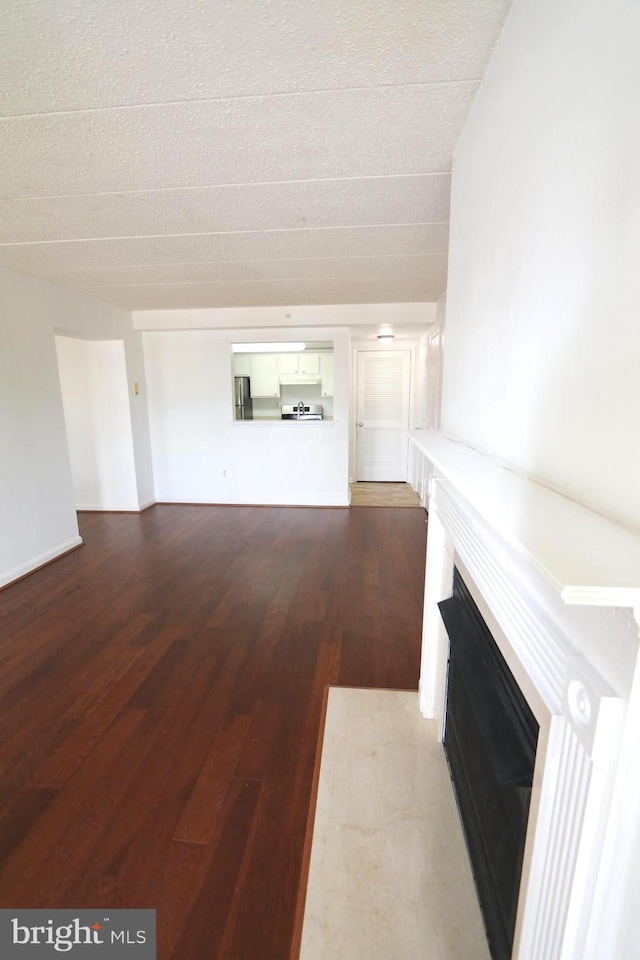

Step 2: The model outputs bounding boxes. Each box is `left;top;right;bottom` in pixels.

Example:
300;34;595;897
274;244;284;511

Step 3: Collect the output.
434;290;446;330
415;290;447;432
441;0;640;531
120;332;155;509
133;301;434;331
439;2;640;956
0;265;154;586
143;327;350;506
138;302;432;498
0;275;79;585
56;337;140;511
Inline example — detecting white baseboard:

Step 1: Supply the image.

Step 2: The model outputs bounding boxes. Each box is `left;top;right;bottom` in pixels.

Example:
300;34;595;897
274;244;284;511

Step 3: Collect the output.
155;498;351;508
0;536;83;589
75;503;142;512
138;500;156;511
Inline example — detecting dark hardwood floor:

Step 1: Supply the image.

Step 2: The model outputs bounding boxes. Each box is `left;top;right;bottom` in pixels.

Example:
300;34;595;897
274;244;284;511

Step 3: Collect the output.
0;504;427;959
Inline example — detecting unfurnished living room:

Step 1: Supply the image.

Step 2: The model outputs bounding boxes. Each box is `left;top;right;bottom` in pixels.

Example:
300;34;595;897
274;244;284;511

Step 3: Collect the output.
1;2;639;959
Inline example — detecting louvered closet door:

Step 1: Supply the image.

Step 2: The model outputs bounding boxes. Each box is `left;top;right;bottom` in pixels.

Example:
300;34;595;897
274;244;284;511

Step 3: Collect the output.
356;351;411;481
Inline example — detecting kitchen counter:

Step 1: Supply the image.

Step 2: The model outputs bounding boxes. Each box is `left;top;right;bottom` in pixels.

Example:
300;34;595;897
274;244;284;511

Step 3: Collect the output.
235;417;335;423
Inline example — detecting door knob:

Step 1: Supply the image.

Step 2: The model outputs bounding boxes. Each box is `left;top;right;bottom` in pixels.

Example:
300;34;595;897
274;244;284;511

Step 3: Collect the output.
358;422;364;427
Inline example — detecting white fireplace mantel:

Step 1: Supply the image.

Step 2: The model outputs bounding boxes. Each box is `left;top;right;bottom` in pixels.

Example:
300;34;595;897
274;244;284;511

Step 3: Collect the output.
408;430;640;960
409;430;640;613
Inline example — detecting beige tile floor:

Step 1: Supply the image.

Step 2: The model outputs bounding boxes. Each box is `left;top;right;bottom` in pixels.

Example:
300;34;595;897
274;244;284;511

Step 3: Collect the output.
349;482;423;508
299;688;491;960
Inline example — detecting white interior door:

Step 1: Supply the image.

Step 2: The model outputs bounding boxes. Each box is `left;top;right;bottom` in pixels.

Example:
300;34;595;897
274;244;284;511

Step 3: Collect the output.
356;350;411;481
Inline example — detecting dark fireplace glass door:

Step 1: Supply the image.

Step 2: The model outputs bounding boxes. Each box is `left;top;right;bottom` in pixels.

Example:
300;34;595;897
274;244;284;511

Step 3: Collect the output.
439;569;539;960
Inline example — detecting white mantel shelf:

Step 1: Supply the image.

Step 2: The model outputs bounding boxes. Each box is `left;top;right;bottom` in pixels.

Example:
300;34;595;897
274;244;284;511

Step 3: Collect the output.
409;430;640;612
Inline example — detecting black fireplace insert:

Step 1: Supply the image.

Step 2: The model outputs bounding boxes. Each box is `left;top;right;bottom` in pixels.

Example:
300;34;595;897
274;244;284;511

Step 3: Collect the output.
439;569;539;960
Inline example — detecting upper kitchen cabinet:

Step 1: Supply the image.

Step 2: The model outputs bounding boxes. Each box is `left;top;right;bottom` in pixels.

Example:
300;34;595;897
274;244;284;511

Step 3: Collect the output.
249;354;280;398
233;354;251;377
275;353;321;377
299;354;320;375
278;354;299;375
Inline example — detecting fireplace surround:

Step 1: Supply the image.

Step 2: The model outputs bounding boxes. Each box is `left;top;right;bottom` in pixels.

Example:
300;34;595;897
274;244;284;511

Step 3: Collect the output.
409;430;640;960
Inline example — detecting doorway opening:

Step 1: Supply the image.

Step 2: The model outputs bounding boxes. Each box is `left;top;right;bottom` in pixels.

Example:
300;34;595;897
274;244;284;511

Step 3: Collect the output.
55;336;139;512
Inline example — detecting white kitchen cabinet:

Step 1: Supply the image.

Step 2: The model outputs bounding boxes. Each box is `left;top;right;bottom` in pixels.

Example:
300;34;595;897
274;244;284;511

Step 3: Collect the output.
320;354;334;397
278;354;299;375
233;355;251;376
279;353;321;376
299;353;321;375
250;354;280;397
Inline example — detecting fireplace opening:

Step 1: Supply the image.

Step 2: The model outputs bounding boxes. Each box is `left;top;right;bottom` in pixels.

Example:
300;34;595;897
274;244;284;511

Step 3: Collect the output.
439;569;539;960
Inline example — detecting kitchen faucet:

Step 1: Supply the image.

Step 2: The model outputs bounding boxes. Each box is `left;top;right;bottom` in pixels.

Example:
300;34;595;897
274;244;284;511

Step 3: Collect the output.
296;400;305;420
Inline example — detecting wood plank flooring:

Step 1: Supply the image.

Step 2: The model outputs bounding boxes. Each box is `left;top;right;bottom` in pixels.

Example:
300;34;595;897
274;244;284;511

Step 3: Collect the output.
0;505;427;959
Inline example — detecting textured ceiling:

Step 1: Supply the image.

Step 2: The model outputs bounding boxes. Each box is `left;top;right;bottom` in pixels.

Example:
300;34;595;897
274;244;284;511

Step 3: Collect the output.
0;0;510;311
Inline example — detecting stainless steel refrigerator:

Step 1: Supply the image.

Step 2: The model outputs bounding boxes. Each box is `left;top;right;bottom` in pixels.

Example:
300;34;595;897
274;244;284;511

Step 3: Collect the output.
234;376;253;420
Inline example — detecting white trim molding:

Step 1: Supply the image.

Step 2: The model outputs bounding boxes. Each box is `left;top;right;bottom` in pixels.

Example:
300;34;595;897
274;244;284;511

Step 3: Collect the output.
0;537;84;589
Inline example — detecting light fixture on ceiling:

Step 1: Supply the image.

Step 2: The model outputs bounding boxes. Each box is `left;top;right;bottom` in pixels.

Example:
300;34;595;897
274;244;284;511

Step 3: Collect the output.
377;334;395;343
232;342;306;353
